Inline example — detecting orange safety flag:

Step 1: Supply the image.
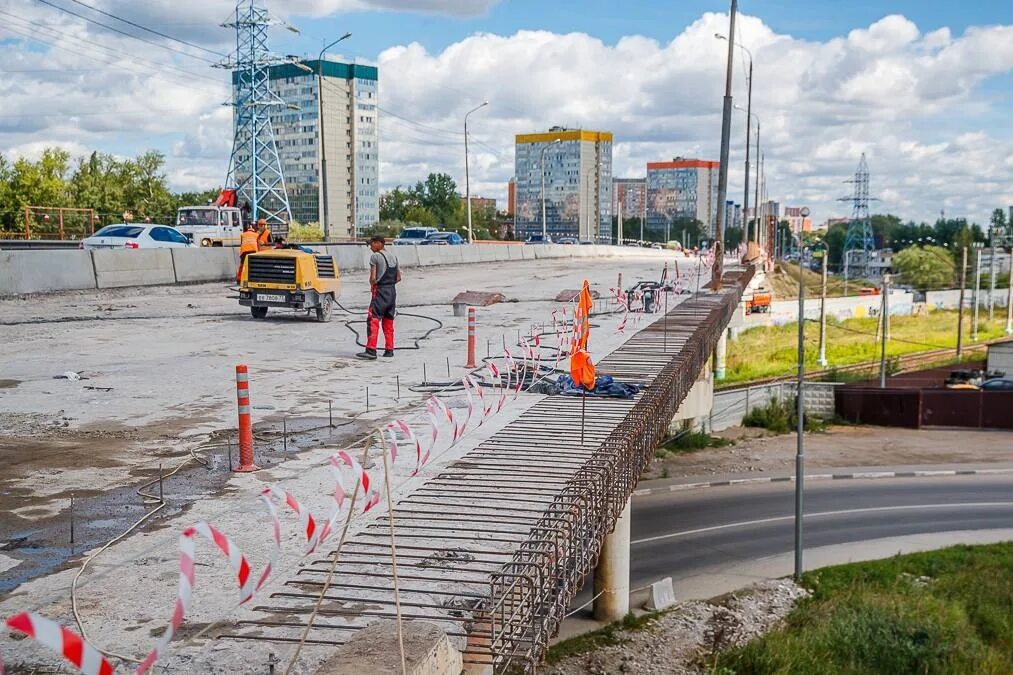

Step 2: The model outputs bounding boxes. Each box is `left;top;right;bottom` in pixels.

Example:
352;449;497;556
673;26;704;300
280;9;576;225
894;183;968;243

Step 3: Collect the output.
569;349;596;390
573;279;593;351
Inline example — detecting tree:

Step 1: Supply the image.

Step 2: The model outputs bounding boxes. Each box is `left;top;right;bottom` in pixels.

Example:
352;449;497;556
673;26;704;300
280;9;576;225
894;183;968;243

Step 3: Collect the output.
892;245;956;291
990;208;1007;243
724;226;744;250
671;217;706;247
379;186;413;222
412;173;459;224
403;206;438;227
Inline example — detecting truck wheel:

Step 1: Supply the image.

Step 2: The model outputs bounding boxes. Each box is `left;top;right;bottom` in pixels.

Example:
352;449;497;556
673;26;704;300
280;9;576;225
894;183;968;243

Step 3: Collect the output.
200;238;212;247
251;306;268;319
316;295;334;323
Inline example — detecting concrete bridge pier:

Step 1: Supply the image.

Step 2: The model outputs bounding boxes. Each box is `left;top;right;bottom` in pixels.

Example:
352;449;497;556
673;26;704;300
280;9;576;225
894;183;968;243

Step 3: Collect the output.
593;498;631;622
714;329;728;380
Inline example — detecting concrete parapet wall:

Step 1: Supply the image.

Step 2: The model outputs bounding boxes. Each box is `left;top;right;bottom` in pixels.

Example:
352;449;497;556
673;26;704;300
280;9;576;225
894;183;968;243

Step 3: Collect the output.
1;243;677;297
171;248;237;283
93;248;175;288
0;250;97;295
317;619;462;675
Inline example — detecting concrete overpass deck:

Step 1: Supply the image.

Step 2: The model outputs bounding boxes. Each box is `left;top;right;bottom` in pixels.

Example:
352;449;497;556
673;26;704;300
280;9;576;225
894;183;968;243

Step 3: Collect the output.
222;268;753;672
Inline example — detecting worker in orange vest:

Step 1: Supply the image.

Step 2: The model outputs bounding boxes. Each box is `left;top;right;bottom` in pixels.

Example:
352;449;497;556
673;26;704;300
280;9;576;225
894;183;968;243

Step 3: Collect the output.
237;223;259;282
256;219;271;248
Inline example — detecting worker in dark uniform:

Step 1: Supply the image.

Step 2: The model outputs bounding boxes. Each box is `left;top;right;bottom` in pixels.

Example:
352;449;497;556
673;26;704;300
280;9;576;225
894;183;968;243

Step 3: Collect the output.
357;235;400;360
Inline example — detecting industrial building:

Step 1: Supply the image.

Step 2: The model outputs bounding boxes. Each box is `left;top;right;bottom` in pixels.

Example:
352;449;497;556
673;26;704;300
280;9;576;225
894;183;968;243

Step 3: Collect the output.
514;128;613;242
239;59;379;238
646;158;720;238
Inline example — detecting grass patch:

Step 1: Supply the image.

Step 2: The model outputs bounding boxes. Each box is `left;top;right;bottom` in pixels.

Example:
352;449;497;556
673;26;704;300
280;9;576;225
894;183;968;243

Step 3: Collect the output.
771;262;873;300
656;431;733;457
715;542;1013;674
545;611;660;666
742;397;827;433
725;310;1009;385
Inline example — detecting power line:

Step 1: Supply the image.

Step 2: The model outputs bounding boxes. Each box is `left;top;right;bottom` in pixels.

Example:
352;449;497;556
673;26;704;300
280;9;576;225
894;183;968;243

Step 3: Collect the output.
0;11;221;84
34;0;218;64
65;0;227;57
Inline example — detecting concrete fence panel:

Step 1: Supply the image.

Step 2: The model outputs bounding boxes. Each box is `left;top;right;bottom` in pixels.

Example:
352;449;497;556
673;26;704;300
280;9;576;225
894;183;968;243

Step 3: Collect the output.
0;250;96;296
711;381;843;432
171;248;237;283
92;248;175;288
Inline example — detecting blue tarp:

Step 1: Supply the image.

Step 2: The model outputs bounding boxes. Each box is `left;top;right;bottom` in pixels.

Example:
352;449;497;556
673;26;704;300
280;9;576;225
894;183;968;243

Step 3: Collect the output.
556;374;640;399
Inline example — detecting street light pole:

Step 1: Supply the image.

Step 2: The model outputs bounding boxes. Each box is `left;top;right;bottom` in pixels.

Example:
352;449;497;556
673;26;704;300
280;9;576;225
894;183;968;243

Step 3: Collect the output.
713;0;738;290
879;273;890;388
957;246;967;360
794;204;810;582
818;250;828;367
464;101;489;244
316;32;352;241
719;35;754;247
540;139;561;239
973;245;982;341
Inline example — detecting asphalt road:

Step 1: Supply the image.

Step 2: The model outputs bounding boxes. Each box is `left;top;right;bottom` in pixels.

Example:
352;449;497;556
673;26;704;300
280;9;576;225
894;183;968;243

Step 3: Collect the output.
572;474;1013;610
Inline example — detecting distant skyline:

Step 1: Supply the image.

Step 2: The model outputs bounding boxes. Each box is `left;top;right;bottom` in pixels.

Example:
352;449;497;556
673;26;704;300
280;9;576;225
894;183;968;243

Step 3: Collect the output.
2;1;1011;225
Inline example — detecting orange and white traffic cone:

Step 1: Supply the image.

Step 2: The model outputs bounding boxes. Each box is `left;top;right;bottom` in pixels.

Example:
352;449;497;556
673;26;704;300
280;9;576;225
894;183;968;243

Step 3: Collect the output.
465;307;478;369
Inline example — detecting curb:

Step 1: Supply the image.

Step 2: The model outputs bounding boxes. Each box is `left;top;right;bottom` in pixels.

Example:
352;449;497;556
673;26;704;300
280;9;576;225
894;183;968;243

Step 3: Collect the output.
633;468;1013;497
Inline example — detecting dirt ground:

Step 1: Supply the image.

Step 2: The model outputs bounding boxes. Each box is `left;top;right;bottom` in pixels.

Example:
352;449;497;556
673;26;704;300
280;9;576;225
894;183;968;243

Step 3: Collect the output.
548;579;808;675
643;425;1013;480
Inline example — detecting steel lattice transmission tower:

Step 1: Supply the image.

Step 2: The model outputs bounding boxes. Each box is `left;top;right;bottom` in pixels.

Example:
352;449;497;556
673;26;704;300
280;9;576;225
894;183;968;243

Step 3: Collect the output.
220;1;293;227
839;153;877;276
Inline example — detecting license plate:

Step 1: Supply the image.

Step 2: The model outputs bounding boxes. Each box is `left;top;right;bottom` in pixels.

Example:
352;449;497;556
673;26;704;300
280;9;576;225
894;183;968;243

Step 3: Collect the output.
256;293;286;303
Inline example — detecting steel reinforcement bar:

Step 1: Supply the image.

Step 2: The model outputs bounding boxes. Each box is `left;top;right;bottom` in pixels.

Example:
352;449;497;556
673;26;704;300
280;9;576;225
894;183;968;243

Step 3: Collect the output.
484;268;754;672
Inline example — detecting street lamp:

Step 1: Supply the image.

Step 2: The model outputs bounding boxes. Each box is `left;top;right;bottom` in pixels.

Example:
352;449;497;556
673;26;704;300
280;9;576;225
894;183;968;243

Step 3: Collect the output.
464;101;489;244
540;139;562;239
718;34;755;247
316;32;352;241
733;103;760;251
712;0;740;290
794;206;810;581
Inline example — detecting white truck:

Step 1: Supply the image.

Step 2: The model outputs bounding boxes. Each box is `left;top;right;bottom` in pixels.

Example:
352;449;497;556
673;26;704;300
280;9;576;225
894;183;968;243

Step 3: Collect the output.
175;205;244;247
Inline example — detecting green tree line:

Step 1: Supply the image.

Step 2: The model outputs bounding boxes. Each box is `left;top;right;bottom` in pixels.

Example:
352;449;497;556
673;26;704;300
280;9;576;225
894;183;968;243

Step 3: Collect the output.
0;147;218;236
372;172;508;240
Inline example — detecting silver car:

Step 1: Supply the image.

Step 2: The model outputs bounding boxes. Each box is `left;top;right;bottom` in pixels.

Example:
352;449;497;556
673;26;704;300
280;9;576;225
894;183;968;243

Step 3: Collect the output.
81;224;195;250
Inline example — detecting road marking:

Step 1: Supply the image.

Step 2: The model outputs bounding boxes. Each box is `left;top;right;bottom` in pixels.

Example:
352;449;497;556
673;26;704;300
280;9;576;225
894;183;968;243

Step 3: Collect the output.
632;502;1013;546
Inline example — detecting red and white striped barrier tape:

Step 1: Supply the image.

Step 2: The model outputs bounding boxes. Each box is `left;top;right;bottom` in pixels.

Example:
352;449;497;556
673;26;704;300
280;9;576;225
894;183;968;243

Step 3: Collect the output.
5;613;113;675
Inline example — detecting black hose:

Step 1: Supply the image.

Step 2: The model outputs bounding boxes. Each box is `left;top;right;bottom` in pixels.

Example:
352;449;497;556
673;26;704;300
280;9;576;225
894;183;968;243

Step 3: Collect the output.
335;299;444;351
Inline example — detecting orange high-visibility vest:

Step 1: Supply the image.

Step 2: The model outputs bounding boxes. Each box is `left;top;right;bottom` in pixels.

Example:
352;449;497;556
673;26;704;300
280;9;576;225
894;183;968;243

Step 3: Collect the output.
240;230;259;254
257;228;271;247
570;349;596;390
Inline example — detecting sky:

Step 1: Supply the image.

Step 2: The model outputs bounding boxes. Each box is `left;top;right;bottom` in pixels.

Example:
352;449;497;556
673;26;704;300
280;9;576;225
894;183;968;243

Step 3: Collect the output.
2;0;1012;226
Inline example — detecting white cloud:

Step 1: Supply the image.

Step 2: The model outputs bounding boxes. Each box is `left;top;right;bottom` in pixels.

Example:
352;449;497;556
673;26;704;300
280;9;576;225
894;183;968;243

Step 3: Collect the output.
2;8;1011;225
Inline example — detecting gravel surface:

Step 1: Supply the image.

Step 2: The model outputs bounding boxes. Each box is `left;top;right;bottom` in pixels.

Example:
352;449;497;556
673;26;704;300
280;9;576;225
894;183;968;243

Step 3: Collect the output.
549;579;810;675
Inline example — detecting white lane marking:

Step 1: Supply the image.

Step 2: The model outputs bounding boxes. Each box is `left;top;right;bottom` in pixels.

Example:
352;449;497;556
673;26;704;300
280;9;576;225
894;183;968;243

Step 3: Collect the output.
632;502;1013;546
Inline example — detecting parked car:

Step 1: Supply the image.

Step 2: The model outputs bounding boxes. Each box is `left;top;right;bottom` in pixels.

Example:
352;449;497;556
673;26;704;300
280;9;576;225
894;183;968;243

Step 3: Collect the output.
579;240;595;245
556;236;579;245
980;378;1013;391
423;231;466;246
393;226;439;245
81;224;194;250
525;234;553;245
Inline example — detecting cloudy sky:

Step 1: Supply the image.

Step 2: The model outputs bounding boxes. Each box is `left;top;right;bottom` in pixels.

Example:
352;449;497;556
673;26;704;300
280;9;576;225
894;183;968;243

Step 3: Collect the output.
2;0;1012;225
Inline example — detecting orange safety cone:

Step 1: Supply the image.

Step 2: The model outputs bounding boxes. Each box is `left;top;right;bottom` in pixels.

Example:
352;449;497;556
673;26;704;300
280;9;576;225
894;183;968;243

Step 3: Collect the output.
234;364;259;472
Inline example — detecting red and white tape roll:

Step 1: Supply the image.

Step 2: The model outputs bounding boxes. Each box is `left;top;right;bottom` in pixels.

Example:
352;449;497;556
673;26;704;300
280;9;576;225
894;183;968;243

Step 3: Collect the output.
5;613;113;675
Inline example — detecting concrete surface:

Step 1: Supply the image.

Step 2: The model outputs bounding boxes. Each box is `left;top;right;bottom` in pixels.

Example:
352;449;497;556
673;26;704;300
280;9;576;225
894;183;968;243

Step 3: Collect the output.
0;251;707;674
92;248;176;288
0;249;96;295
318;620;462;675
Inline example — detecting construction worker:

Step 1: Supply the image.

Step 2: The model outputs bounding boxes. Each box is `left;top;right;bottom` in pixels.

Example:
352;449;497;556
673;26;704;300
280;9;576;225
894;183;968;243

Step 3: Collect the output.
237;223;259;283
356;235;400;360
256;219;271;248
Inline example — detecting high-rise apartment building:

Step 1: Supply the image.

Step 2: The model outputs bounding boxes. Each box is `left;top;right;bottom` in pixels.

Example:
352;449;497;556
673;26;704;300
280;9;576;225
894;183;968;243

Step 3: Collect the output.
514;127;613;242
250;59;379;238
612;178;646;220
646;158;719;237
